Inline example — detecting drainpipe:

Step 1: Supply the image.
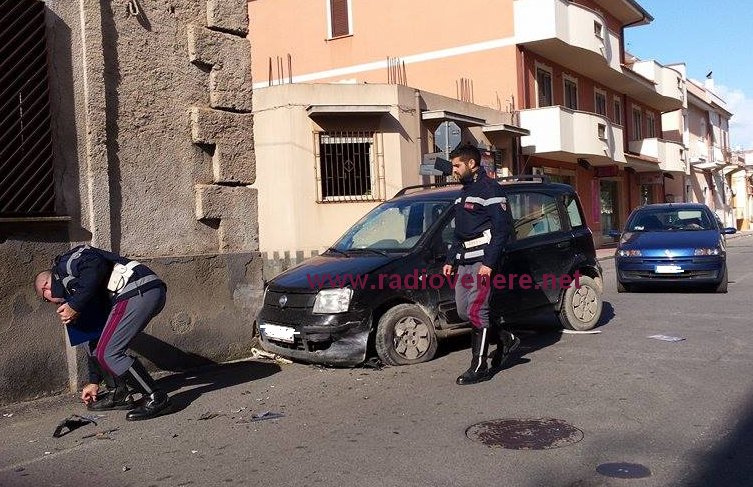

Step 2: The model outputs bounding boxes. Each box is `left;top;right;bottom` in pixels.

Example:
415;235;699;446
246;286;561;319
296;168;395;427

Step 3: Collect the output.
415;89;427;184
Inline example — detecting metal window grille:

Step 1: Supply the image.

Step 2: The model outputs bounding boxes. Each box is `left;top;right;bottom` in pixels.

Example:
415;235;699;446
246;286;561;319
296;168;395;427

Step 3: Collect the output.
0;0;55;216
315;131;384;203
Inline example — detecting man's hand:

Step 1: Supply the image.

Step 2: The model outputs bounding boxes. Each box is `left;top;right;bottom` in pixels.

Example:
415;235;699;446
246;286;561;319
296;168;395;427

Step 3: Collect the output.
56;302;79;325
478;265;492;277
442;264;454;277
81;383;99;405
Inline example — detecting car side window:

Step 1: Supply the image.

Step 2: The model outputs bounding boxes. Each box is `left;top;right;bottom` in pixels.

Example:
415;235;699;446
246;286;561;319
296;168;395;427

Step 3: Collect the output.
508;192;562;239
563;193;584;228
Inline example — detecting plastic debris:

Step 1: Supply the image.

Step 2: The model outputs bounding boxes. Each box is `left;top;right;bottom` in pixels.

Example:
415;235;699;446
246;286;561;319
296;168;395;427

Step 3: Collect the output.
52;414;97;438
2;413;13;418
231;407;246;414
648;334;686;342
122;466;130;472
562;329;602;334
250;348;277;360
191;450;198;454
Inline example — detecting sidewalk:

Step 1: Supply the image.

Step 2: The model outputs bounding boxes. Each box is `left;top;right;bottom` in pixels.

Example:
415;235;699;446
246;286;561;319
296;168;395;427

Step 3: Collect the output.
595;230;753;262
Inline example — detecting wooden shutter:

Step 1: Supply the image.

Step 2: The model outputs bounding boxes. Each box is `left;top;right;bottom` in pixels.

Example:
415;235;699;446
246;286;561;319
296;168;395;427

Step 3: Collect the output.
330;0;350;37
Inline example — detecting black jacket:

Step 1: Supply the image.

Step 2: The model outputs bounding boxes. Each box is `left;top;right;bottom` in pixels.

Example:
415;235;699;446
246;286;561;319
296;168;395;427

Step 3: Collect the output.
447;170;513;268
50;245;165;312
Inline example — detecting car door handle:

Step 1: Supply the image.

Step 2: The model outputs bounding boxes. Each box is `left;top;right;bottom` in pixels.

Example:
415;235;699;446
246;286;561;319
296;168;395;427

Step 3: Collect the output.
556;241;571;249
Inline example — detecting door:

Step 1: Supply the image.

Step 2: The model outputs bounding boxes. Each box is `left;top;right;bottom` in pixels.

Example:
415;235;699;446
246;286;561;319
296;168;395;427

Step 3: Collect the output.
600;180;620;235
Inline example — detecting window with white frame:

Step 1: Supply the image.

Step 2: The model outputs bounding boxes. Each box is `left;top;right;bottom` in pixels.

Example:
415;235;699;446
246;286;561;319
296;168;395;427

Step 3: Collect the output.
593;20;603;39
613;96;622;125
316;131;381;202
594;89;607;116
564;76;578;110
327;0;352;38
632;106;642;141
646;112;656;138
536;65;553;107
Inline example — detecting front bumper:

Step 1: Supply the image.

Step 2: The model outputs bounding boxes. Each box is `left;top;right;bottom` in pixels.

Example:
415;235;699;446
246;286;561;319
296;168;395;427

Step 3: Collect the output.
616;255;725;284
256;306;371;366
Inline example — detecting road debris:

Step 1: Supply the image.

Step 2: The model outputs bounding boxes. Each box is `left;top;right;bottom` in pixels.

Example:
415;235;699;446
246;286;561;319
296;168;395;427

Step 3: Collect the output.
52;414;98;438
81;427;120;440
122;466;130;472
647;334;686;342
197;412;224;421
2;413;13;418
250;347;292;364
231;407;246;414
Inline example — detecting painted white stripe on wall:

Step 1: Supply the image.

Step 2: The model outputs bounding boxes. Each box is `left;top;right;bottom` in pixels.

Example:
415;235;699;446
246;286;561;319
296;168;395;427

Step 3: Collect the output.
253;36;516;89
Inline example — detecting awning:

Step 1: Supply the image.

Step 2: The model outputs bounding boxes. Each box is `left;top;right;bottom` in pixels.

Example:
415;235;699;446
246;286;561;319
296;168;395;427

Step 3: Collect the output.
421;110;485;126
722;165;745;176
690;161;724;170
306;105;391;116
482;123;530;137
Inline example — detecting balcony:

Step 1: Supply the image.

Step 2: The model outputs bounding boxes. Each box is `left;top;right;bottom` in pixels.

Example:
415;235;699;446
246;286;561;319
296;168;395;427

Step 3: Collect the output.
628;138;687;173
514;0;684;112
519;106;625;165
631;60;685;108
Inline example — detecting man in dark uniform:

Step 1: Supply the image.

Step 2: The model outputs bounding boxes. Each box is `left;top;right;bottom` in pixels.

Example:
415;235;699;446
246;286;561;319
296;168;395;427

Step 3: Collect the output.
442;145;519;385
34;245;172;420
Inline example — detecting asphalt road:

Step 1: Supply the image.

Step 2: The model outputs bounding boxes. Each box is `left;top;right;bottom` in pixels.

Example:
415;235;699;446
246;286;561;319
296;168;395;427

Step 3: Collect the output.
2;235;753;487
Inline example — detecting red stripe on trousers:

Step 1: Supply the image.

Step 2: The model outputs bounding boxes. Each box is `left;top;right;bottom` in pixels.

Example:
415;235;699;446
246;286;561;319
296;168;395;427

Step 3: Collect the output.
95;300;129;375
468;278;490;329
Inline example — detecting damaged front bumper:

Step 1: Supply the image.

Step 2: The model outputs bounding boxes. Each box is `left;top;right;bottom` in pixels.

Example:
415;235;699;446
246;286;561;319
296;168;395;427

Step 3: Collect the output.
256;306;371;366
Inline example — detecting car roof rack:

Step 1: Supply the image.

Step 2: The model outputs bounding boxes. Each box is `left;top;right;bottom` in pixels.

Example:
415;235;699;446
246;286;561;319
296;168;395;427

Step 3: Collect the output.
497;174;551;184
395;181;461;197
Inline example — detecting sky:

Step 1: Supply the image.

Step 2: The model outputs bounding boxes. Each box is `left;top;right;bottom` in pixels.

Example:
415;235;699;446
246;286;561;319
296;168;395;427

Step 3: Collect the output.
624;0;753;150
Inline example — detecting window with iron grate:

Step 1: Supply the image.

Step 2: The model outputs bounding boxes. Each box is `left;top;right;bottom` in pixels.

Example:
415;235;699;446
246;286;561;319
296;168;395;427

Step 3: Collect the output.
316;131;379;202
0;0;55;217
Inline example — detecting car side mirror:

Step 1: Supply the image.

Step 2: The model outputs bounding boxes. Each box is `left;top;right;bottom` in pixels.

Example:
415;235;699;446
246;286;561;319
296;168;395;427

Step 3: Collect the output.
722;227;737;235
607;229;621;238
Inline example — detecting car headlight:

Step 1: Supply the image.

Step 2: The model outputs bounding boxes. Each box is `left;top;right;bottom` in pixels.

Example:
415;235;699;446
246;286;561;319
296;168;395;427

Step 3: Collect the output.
694;247;721;256
617;249;642;257
313;288;353;314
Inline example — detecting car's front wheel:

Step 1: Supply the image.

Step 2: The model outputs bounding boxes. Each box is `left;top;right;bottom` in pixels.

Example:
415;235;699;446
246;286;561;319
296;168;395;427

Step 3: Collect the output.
558;275;602;331
375;304;438;366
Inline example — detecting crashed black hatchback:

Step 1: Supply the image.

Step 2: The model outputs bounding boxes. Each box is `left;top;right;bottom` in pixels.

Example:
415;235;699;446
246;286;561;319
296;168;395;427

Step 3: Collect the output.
257;177;603;366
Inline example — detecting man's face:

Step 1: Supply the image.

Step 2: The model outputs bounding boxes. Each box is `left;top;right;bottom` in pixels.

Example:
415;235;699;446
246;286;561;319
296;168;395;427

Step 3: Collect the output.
451;157;475;182
35;273;64;304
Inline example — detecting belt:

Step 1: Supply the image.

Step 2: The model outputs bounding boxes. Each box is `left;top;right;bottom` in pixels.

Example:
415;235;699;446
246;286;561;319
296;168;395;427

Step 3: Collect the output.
463;229;491;248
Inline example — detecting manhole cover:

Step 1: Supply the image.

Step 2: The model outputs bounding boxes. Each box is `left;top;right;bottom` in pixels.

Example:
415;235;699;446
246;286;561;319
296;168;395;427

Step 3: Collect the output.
466;418;583;450
596;462;651;479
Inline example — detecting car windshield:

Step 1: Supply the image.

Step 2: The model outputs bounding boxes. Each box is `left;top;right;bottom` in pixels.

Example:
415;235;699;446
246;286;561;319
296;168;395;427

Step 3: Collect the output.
627;208;716;232
331;200;451;252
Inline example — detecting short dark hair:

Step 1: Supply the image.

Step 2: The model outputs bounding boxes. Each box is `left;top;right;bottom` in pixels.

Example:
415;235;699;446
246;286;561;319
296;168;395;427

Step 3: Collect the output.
449;144;481;167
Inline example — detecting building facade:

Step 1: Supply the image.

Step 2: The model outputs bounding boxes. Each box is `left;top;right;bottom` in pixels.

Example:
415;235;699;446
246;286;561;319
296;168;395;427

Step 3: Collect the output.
248;0;689;249
0;0;260;405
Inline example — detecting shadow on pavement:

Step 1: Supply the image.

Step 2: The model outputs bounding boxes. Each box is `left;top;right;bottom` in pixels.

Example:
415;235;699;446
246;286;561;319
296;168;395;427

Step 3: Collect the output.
156;360;281;414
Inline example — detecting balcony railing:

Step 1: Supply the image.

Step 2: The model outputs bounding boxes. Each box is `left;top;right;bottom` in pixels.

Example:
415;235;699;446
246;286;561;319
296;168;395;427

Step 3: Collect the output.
520;106;625;165
628;138;687;173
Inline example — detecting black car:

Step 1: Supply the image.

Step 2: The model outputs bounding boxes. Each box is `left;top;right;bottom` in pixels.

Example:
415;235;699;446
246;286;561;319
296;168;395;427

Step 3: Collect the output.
257;177;603;366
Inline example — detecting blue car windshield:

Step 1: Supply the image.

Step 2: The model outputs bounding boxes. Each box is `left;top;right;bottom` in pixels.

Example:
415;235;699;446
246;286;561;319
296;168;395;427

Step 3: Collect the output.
627;208;715;232
331;200;451;252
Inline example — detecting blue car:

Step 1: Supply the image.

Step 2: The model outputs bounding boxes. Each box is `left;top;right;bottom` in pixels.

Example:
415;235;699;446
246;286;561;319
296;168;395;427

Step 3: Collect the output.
611;203;736;293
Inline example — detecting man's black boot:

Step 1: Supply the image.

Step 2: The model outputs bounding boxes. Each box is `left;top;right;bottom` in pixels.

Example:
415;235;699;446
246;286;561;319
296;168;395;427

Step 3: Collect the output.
490;328;520;371
122;358;172;421
87;375;135;411
456;328;491;385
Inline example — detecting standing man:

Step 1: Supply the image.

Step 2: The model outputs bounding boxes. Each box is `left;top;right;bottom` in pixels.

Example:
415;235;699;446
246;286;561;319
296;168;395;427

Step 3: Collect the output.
442;145;519;385
34;245;172;420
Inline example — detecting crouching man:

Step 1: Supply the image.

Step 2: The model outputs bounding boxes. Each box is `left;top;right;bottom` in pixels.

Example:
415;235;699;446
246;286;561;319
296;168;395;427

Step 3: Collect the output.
34;245;172;421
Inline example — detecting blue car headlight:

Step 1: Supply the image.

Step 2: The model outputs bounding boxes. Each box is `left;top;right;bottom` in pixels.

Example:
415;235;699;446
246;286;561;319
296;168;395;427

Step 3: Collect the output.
694;247;721;256
617;249;642;257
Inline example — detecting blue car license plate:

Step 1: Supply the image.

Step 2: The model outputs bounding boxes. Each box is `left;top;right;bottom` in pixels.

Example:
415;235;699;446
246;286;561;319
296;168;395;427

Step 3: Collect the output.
655;265;683;274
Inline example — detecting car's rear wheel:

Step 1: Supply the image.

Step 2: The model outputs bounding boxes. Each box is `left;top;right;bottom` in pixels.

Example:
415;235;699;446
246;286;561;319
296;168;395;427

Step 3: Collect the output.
375;304;438;366
714;265;728;293
558;275;602;331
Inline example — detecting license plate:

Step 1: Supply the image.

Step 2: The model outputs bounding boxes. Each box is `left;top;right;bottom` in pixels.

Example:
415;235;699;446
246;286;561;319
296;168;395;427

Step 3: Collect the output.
261;324;295;343
655;265;683;274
